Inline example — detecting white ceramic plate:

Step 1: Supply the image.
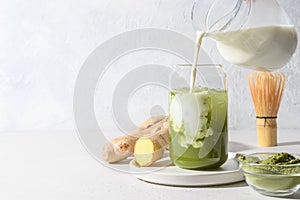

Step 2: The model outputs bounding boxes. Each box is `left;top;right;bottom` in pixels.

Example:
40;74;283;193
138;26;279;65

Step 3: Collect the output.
129;152;244;186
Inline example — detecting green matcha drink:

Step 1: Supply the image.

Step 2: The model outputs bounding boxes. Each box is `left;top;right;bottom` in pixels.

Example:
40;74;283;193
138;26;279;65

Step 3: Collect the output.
169;86;228;169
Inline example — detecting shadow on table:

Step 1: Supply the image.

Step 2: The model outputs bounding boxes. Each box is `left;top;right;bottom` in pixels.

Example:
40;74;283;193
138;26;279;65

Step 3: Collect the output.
229;141;255;152
140;179;248;188
286;190;300;199
279;191;300;199
278;141;300;147
209;181;248;188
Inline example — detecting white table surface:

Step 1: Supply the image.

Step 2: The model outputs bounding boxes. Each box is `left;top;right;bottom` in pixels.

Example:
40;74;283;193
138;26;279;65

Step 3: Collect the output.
0;129;300;200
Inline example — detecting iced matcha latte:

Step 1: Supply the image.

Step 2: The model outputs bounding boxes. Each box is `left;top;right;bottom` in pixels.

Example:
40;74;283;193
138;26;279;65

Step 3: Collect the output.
169;87;228;169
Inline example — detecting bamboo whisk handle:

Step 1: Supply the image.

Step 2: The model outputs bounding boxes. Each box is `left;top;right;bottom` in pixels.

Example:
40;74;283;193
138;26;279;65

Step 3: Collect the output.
256;117;277;147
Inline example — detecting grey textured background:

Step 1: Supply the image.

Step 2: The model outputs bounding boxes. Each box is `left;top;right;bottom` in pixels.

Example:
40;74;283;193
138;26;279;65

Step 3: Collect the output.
0;0;299;132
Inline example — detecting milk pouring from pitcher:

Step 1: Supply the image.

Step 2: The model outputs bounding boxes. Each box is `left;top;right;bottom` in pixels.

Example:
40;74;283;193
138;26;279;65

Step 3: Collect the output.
191;0;298;71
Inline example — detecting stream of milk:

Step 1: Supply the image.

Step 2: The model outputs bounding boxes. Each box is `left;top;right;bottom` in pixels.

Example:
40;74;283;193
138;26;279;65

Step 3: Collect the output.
189;31;206;92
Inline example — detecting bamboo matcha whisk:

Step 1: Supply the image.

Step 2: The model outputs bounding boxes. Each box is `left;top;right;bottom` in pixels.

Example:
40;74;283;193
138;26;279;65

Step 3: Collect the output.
247;72;286;147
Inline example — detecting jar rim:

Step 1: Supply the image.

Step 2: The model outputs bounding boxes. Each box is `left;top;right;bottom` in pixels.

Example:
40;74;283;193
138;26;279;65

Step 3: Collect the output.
175;63;223;67
173;64;225;74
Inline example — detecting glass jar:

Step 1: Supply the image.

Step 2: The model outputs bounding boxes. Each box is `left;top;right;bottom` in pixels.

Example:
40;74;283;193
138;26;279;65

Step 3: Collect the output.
169;64;228;169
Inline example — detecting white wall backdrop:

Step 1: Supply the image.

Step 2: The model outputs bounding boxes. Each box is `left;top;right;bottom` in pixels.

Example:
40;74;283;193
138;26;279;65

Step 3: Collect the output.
0;0;299;132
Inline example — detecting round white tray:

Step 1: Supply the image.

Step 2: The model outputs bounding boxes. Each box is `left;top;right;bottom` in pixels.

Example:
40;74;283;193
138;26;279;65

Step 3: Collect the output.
129;152;244;186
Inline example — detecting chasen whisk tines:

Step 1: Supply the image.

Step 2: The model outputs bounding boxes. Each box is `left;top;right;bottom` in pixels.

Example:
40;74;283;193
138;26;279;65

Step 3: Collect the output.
248;72;286;147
